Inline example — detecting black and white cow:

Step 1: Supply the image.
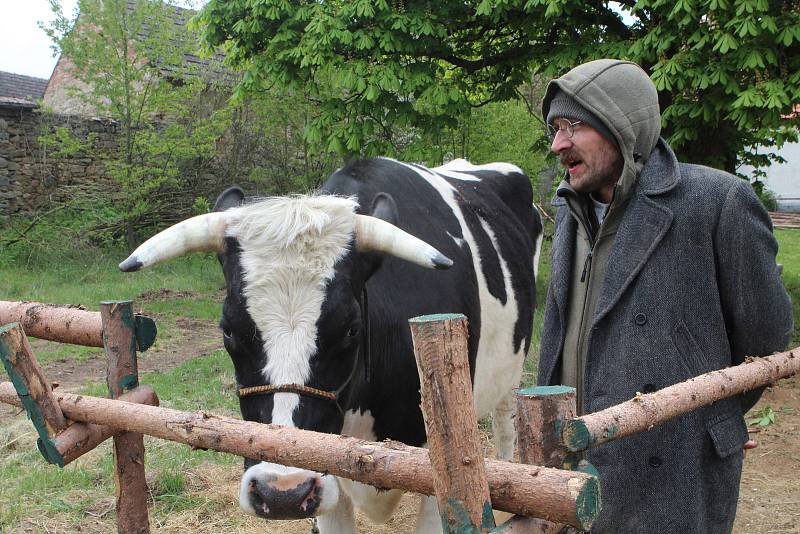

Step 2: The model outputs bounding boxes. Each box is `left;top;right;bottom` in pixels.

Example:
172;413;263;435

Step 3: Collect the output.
120;157;543;533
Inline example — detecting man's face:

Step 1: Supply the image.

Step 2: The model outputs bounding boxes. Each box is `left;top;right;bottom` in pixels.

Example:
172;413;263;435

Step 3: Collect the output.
550;117;623;203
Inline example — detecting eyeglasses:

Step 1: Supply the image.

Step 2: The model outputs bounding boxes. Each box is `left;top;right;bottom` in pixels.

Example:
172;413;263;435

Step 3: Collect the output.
547;119;583;140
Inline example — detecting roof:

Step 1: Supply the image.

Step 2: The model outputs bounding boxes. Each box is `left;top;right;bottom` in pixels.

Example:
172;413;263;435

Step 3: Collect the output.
131;1;232;84
0;71;48;103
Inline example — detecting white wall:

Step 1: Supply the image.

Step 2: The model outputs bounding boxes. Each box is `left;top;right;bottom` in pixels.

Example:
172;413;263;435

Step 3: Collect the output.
740;137;800;212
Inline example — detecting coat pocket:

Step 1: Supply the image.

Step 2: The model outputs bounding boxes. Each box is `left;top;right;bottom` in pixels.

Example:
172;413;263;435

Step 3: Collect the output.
708;412;748;458
671;320;708;377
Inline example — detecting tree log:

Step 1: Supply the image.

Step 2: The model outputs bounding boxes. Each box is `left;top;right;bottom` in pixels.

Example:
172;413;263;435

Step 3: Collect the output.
0;301;104;347
101;301;149;534
0;301;156;351
0;323;69;466
504;386;580;533
516;386;577;468
410;314;494;532
0;383;159;466
0;384;599;529
562;349;800;452
493;516;567;533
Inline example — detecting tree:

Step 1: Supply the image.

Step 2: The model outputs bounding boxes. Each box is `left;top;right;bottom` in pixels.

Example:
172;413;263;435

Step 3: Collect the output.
196;0;799;174
43;0;230;248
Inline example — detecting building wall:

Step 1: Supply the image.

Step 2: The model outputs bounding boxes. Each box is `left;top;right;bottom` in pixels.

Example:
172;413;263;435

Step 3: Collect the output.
739;136;800;212
42;57;99;116
0;103;121;217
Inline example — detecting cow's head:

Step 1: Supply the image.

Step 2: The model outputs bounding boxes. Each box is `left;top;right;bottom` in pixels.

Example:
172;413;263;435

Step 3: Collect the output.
119;188;451;519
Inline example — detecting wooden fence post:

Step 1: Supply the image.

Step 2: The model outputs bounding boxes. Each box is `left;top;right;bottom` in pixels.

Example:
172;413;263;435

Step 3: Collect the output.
101;301;150;534
0;323;69;465
409;313;495;534
496;386;589;533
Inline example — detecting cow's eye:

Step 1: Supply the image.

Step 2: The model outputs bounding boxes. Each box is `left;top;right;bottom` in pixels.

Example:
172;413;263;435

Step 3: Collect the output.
222;327;233;340
347;326;358;338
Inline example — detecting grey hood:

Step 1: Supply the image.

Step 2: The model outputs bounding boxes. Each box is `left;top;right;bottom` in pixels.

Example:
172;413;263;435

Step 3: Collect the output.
543;59;662;202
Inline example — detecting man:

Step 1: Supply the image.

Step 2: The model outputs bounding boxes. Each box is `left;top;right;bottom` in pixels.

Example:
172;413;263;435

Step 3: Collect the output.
538;59;792;532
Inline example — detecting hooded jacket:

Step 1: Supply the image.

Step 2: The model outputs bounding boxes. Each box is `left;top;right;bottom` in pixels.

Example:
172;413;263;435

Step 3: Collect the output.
538;60;792;532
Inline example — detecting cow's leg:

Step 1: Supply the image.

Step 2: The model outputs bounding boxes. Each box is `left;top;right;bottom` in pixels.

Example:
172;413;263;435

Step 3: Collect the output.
338;479;404;523
315;482;356;534
492;390;516;461
414;494;443;534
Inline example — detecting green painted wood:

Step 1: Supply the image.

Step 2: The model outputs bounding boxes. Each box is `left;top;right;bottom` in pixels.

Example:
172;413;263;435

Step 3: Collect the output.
0;323;64;467
575;474;601;530
561;418;593;452
441;499;495;534
409;313;467;323
134;315;157;352
516;385;576;396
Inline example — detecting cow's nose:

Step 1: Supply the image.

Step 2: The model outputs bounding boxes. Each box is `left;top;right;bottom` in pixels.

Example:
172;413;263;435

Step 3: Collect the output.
247;473;321;519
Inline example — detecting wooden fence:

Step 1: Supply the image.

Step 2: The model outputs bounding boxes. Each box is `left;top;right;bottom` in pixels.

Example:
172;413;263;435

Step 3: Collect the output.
1;301;798;533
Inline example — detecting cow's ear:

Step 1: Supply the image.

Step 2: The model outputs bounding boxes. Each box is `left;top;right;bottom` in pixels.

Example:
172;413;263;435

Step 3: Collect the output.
357;193;399;281
214;186;245;212
368;193;398;225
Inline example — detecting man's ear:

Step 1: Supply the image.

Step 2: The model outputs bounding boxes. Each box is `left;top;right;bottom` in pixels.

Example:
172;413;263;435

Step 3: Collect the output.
214;186;245;212
369;193;398;224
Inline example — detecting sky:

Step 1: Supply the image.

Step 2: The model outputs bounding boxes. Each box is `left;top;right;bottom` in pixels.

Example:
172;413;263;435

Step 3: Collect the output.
0;0;204;80
0;0;79;79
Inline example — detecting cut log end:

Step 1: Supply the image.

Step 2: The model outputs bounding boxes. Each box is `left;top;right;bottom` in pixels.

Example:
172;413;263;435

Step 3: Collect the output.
36;437;65;467
561;419;592;452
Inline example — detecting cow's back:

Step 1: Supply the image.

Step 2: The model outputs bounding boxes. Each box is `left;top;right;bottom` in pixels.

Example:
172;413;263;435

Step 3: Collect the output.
322;157;538;443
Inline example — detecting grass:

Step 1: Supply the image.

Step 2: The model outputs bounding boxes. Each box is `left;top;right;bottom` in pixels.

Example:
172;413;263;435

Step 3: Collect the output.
0;350;243;531
776;228;800;347
1;249;223;312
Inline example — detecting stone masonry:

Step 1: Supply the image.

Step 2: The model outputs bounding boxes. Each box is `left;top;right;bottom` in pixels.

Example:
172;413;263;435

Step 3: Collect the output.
0;102;119;218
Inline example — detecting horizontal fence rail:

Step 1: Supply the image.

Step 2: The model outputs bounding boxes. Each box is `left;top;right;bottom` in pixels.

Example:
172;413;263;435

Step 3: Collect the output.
562;349;800;452
0;301;156;351
0;380;597;529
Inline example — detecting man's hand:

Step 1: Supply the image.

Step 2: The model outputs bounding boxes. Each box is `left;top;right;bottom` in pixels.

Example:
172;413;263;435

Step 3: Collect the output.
744;438;758;457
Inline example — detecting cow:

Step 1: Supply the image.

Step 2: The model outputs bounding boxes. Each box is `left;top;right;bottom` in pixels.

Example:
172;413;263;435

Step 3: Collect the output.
119;157;543;533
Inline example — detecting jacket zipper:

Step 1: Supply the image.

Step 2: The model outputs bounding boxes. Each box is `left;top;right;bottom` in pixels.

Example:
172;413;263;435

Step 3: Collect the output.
580;250;594;283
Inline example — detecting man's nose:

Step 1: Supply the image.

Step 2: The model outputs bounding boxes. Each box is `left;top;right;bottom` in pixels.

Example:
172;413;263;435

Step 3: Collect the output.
550;130;572;154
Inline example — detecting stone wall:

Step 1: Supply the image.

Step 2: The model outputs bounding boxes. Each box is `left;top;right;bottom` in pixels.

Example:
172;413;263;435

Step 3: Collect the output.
0;102;119;218
0;100;337;222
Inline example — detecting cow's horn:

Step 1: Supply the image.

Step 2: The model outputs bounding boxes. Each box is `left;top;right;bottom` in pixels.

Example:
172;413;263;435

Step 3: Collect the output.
118;212;229;272
354;215;453;270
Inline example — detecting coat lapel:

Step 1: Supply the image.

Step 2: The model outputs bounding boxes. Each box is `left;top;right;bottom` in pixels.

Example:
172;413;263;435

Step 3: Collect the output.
540;205;575;384
594;193;673;324
550;209;575;320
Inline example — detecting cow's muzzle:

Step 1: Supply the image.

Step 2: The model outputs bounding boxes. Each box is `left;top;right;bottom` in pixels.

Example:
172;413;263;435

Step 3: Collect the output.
240;463;340;520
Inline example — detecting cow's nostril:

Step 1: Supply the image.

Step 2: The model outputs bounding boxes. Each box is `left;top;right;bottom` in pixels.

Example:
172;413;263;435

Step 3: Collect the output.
248;474;321;519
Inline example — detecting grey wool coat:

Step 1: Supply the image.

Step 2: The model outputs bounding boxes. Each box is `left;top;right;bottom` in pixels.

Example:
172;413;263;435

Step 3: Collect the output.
538;138;793;532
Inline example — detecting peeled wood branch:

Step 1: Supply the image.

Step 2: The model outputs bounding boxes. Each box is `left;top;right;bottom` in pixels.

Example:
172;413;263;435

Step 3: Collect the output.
0;323;67;435
0;384;598;529
562;349;800;452
0;301;156;351
0;382;158;466
410;314;494;532
0;301;104;347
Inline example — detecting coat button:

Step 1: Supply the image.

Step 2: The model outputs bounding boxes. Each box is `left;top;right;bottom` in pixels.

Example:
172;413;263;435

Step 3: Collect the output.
642;383;657;393
634;312;648;326
648;456;662;468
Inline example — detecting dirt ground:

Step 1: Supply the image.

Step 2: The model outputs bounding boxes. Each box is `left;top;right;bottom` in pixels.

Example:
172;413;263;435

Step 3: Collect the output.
2;310;798;533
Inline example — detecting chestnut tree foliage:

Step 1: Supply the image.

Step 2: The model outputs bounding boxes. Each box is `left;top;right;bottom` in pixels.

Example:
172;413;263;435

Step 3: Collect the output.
196;0;799;173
